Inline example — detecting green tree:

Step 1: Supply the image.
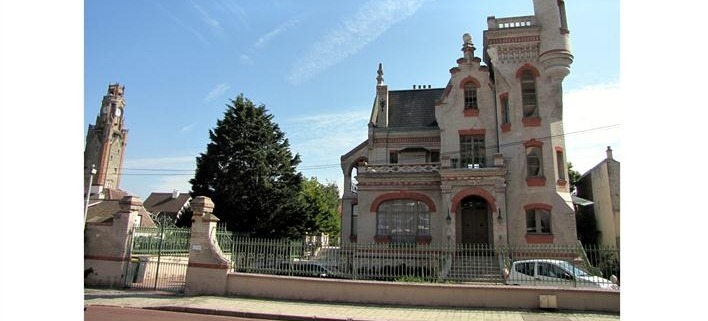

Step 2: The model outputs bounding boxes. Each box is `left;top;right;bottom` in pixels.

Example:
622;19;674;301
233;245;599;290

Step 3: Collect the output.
190;94;305;239
299;177;341;241
568;162;582;193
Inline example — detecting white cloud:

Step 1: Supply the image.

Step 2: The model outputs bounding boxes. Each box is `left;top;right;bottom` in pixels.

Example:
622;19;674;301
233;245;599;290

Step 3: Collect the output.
563;82;622;175
284;110;370;164
180;124;195;133
203;83;231;103
239;54;254;65
193;2;221;30
255;18;300;49
155;3;210;46
287;0;424;85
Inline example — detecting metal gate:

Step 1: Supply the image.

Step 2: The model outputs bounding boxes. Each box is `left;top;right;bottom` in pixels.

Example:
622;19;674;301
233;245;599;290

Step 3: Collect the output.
125;224;191;292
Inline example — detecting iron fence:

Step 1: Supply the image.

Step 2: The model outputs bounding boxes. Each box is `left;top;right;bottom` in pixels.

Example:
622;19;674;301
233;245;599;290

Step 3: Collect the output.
214;226;619;288
126;225;191;292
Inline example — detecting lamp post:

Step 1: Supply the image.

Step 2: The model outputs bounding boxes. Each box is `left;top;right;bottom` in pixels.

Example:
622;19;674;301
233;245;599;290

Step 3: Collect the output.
84;164;97;228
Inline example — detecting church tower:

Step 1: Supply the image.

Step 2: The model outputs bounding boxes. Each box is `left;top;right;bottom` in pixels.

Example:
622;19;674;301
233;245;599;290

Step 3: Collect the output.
84;83;128;198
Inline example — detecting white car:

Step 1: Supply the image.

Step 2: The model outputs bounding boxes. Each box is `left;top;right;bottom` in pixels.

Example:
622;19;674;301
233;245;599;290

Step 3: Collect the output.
504;259;619;290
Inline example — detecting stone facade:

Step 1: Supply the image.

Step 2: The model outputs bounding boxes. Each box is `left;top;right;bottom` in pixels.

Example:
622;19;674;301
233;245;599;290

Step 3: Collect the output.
341;0;577;246
84;83;128;198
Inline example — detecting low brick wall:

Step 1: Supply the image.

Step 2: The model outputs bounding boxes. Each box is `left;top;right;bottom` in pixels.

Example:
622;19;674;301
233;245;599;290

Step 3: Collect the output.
226;273;619;313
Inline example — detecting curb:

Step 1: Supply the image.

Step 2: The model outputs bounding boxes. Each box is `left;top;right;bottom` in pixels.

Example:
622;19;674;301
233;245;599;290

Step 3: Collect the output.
145;306;382;321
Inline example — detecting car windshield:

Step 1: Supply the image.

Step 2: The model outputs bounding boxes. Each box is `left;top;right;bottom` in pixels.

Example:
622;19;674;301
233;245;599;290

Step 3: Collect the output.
555;261;590;277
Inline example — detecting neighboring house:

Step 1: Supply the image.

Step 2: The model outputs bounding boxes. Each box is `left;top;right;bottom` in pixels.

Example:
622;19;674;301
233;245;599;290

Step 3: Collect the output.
85;199;155;227
143;190;192;223
341;0;578;246
575;147;620;248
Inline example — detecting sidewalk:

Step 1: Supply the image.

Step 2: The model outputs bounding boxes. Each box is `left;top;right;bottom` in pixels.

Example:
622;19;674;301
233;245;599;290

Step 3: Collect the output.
84;288;619;321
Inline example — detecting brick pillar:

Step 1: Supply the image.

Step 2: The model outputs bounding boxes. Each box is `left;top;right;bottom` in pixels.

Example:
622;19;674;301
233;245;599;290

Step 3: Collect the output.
184;196;230;296
84;195;142;288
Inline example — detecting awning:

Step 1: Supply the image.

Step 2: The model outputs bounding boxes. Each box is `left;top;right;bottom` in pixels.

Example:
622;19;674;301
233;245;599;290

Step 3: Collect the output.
571;194;594;207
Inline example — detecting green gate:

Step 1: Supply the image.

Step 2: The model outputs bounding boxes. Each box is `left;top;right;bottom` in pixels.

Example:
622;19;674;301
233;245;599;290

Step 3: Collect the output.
126;224;191;292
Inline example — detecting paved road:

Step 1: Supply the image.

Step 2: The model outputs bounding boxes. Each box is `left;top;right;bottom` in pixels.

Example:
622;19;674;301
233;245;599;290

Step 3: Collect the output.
85;306;272;321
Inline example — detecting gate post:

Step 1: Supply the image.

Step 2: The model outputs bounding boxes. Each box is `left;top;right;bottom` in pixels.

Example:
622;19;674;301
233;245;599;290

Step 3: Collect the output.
185;196;230;296
84;195;142;288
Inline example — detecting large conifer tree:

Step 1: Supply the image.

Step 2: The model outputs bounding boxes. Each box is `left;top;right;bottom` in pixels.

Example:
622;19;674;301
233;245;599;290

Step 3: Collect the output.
190;94;305;238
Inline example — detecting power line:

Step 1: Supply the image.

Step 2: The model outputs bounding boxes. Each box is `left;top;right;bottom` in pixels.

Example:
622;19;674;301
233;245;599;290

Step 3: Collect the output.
117;123;619;176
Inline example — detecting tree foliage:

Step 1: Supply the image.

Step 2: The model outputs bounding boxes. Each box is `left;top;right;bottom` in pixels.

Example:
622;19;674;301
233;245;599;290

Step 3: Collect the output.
190;94;306;238
299;177;341;240
567;162;582;193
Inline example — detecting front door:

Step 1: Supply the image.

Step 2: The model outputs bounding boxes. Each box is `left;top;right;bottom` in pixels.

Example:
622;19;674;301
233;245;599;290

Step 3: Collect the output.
460;197;489;244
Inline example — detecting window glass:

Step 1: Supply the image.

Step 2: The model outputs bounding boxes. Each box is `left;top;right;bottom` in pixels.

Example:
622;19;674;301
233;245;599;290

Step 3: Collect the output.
526;147;543;177
460;135;486;168
515;262;535;276
389;152;398;164
526;209;552;234
464;83;478;109
377;199;430;243
521;70;537;117
538;262;567;279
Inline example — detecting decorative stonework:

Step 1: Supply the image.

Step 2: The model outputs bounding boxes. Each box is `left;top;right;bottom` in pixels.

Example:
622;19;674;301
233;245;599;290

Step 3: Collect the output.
360;163;440;174
494;43;540;64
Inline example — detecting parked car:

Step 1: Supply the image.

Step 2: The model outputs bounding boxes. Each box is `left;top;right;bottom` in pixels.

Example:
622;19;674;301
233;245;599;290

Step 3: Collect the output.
278;261;344;278
504;259;619;290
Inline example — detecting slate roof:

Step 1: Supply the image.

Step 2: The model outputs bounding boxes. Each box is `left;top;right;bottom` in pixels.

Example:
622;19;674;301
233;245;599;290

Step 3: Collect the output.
144;192;192;214
387;88;444;128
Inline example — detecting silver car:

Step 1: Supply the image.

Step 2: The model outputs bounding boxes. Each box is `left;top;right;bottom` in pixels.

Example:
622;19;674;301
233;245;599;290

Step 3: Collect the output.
504;259;619;290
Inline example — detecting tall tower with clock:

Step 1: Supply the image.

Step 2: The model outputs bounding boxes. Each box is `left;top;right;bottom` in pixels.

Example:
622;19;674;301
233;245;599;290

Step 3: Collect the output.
84;83;129;198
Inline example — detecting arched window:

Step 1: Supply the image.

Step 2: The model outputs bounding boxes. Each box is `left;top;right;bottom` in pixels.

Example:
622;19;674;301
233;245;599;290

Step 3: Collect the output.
526;146;543;177
376;199;430;243
463;83;478;110
521;70;538;118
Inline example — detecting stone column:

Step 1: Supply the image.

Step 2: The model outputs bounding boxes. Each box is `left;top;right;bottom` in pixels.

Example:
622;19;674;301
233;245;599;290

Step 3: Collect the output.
184;196;230;296
84;195;142;288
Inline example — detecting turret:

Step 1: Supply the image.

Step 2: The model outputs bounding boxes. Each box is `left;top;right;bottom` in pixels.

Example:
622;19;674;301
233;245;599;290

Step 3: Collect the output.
533;0;573;80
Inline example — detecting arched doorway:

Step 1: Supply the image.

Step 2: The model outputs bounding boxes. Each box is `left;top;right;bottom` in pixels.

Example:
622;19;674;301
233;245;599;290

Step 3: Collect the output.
459;196;491;244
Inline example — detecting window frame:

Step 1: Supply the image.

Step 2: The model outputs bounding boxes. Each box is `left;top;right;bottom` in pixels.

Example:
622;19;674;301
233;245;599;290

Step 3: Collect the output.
376;199;431;244
463;82;478;110
526;208;552;234
460;134;486;168
526;146;543;178
521;70;538;118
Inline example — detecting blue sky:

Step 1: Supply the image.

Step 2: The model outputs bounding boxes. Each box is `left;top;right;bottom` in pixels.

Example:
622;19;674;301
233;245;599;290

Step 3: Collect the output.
84;0;620;199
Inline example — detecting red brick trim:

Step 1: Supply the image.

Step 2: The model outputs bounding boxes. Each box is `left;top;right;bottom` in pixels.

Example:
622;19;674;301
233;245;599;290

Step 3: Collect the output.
522;117;541;127
526;234;554;244
84;255;129;262
458;128;486;136
373;136;440;144
500;123;511;133
349;235;358;243
487;35;540;45
556;179;568;186
560;28;570;35
370;191;437;212
499;92;509;100
523;139;544;148
463;109;480;117
188;262;230;269
456;57;467;64
459;76;481;88
515;63;540;79
524;203;553;211
450;67;460;75
451;187;497;213
554;146;564;152
374;235;391;243
526;177;547;186
351;200;358;206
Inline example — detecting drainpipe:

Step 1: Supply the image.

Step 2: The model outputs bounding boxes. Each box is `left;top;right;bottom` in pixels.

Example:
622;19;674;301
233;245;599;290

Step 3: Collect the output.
489;70;508;245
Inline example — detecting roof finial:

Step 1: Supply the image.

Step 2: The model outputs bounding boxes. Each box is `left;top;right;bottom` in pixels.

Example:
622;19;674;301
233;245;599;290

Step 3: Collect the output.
461;33;475;60
376;63;384;85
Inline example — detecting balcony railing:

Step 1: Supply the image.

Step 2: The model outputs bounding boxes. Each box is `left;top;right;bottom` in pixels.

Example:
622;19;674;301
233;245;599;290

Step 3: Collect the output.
488;15;536;30
359;163;440;174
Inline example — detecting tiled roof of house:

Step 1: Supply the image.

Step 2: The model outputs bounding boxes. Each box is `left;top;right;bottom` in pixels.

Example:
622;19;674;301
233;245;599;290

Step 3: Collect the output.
144;192;192;214
85;200;156;227
388;88;444;128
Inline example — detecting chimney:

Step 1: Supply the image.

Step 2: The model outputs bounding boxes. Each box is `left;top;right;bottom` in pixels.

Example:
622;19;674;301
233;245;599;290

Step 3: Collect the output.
606;146;613;160
172;189;179;199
